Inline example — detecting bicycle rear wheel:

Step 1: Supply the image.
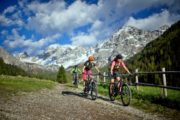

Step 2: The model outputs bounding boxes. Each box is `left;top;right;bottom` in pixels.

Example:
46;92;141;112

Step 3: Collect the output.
91;82;97;100
121;83;131;106
109;84;115;101
83;81;89;97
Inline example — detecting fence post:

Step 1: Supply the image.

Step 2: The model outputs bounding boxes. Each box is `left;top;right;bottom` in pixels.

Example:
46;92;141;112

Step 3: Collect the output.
135;69;139;91
96;74;99;82
162;68;167;97
103;72;106;84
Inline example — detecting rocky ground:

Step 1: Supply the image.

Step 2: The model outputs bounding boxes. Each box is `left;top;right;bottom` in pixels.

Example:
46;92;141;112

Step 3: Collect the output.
0;84;172;120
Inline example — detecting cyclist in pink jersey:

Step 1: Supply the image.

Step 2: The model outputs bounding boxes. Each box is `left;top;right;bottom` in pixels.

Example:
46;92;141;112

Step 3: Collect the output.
109;54;131;96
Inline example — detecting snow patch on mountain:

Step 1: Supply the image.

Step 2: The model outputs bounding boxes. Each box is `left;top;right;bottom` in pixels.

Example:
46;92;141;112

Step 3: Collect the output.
16;25;169;69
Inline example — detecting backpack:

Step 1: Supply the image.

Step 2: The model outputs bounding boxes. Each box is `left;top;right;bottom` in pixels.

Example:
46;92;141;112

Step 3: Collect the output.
84;61;95;70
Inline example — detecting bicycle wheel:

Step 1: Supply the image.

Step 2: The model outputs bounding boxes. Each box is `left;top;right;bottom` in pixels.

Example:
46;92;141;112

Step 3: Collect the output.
91;82;97;100
109;83;115;101
83;81;89;97
121;83;131;106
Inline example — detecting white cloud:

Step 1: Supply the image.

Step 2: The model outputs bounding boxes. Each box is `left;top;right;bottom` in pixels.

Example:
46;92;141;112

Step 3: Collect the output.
3;29;60;54
90;20;103;32
3;6;17;15
27;0;98;35
125;10;180;30
0;7;24;27
0;15;13;26
25;0;180;39
1;0;180;53
71;33;97;47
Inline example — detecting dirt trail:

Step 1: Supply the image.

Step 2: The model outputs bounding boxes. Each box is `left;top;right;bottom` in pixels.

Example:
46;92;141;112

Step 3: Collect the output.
0;84;170;120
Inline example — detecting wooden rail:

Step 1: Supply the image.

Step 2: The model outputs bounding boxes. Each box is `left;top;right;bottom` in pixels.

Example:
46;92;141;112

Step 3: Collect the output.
94;67;180;97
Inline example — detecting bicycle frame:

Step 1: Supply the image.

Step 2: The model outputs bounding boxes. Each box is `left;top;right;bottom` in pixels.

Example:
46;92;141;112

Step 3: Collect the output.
84;72;98;100
109;73;132;106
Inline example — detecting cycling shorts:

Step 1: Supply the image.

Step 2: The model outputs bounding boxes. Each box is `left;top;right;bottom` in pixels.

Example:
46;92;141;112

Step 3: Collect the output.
111;72;120;79
82;70;92;81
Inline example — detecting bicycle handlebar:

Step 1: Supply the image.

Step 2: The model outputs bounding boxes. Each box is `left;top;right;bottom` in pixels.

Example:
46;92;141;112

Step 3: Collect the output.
81;72;135;77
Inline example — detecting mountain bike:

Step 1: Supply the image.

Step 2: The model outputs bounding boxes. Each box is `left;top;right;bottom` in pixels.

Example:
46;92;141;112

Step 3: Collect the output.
83;73;98;100
109;74;132;106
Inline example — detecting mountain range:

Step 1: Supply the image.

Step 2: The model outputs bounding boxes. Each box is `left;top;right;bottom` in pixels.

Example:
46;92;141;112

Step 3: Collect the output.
0;25;169;73
15;25;169;69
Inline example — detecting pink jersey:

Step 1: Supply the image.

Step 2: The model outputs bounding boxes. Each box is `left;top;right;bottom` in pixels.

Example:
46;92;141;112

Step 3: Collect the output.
111;60;125;71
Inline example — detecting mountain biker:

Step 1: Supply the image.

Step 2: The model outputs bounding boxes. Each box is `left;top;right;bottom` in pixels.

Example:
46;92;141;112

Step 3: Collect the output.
71;65;81;84
82;55;100;91
109;54;131;96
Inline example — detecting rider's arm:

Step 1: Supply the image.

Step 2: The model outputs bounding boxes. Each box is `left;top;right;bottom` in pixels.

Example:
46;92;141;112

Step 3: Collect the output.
110;61;115;75
78;69;81;74
82;66;86;73
95;66;100;73
122;62;131;74
70;69;74;74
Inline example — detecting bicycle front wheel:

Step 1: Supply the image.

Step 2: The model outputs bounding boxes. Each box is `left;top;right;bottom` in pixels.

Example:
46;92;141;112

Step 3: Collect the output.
91;82;97;100
121;83;132;106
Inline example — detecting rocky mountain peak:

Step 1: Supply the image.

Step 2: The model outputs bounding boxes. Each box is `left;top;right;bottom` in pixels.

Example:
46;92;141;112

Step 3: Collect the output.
94;25;170;66
15;25;169;69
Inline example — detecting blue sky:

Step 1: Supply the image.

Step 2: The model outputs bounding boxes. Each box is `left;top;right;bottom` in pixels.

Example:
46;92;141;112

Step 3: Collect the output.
0;0;180;55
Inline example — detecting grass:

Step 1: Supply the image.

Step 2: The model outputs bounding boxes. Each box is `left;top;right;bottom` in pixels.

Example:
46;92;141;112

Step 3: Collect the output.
96;83;180;119
131;98;180;119
97;84;180;107
0;75;57;98
130;86;180;109
98;84;109;96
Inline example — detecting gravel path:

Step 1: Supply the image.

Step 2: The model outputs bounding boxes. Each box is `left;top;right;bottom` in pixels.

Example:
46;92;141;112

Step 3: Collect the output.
0;84;172;120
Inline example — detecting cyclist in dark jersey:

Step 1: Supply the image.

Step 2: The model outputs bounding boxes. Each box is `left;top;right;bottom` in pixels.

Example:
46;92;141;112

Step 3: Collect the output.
82;55;100;81
82;55;100;92
109;54;131;95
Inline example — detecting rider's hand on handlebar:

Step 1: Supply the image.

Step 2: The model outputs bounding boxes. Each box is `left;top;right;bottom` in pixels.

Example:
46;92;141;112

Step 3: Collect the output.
98;72;102;76
128;72;133;75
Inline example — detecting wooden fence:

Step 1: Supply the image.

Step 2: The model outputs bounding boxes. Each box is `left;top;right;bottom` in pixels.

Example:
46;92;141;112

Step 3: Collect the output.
95;67;180;97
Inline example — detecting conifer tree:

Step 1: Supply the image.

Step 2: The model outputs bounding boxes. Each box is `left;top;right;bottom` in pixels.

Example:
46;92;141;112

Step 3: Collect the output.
57;65;67;83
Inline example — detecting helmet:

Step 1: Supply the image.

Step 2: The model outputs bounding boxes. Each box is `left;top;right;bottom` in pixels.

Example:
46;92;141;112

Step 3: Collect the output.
88;55;94;61
116;54;123;59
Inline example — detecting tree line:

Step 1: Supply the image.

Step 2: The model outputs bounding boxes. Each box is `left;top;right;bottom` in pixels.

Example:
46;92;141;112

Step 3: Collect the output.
126;20;180;87
0;57;69;83
0;57;27;76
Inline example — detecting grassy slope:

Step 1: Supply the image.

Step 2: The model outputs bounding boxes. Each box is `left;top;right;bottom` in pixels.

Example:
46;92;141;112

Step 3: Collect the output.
0;75;57;98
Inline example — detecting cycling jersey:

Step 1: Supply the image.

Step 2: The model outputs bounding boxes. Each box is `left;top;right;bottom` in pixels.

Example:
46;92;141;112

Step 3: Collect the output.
71;67;81;73
111;60;125;72
84;60;96;70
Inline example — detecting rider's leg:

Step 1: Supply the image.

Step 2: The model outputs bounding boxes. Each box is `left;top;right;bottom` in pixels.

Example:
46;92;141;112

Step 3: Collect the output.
87;70;92;79
73;73;75;84
82;71;87;91
74;73;78;84
110;78;114;95
117;77;122;93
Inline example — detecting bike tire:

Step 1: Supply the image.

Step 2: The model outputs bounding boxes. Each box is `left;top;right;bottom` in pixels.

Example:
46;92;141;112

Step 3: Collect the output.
121;83;132;106
91;82;97;100
109;84;115;101
83;81;89;97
